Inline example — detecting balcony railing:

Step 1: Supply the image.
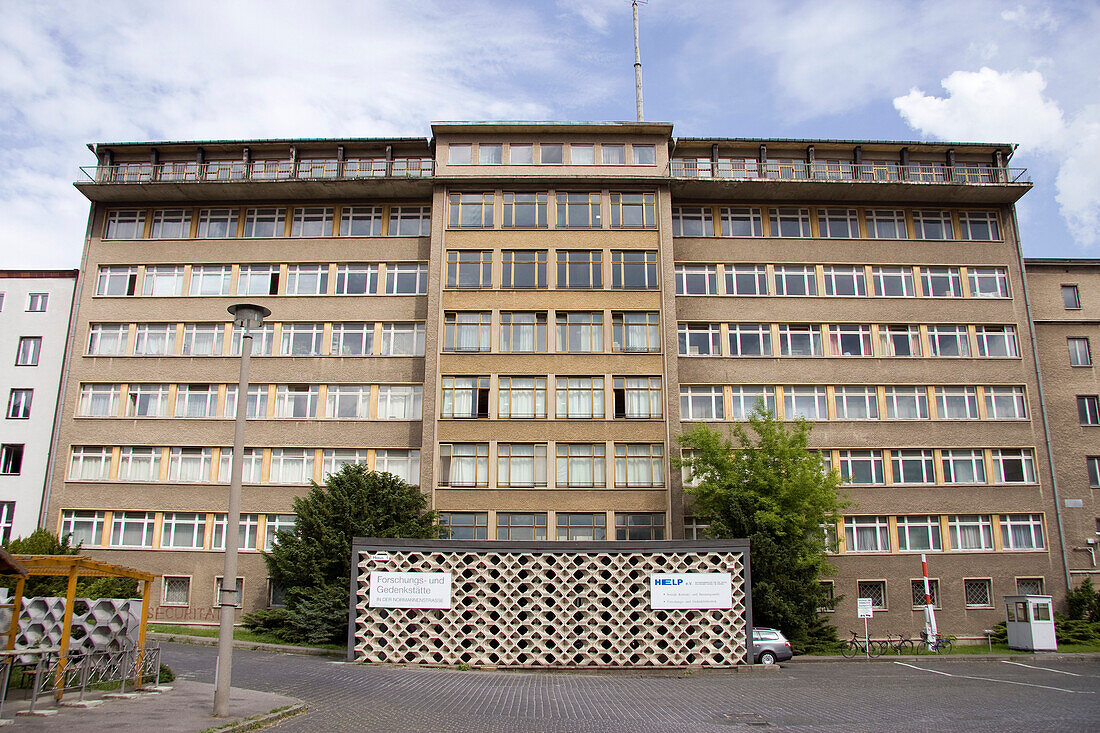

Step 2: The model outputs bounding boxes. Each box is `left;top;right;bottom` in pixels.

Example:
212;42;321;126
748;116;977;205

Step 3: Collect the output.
670;157;1029;184
81;157;434;183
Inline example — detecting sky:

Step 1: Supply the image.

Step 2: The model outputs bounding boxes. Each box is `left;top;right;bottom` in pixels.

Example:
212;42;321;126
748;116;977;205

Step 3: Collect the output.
0;0;1096;268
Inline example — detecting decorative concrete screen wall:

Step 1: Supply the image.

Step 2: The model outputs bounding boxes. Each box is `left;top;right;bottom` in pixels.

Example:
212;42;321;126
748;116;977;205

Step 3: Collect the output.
0;597;140;655
349;539;752;668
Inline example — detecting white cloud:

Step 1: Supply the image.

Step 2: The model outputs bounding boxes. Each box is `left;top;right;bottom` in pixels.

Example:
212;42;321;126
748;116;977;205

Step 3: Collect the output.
1001;3;1059;30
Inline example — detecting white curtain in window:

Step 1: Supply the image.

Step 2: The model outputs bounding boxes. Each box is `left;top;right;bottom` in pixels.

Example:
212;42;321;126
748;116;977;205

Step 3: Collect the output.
510;388;535;418
624;381;650;417
513;322;535;351
451;448;477;485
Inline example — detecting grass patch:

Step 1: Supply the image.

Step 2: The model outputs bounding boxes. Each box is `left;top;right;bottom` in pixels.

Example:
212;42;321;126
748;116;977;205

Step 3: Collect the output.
149;623;342;650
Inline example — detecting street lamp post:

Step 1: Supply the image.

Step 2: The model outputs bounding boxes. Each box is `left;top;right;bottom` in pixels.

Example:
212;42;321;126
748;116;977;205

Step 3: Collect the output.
214;303;269;717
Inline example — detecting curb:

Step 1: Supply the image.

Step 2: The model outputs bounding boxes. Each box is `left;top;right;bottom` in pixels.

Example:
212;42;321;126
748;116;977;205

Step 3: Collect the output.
205;702;306;732
789;651;1100;663
150;632;343;658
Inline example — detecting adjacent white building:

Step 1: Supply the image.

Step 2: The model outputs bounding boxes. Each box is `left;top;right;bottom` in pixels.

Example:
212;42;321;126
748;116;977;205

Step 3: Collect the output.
0;270;77;542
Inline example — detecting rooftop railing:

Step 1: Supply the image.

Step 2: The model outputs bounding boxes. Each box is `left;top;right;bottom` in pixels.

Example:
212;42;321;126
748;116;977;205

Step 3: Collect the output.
80;157;434;183
670;157;1029;184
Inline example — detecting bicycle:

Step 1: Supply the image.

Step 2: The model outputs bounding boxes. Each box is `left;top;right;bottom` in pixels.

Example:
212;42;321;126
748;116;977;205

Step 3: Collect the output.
917;631;954;655
882;632;916;655
840;630;884;658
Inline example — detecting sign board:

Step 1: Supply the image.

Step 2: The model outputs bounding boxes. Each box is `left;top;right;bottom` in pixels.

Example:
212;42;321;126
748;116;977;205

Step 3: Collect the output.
650;573;732;610
857;597;874;618
369;571;452;609
370;552;391;562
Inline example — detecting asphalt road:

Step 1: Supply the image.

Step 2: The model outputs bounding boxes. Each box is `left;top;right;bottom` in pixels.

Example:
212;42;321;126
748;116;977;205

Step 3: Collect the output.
161;642;1100;732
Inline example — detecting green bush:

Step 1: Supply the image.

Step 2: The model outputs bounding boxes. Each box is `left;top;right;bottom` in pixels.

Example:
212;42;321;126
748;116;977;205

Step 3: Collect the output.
240;608;295;640
1066;579;1100;622
156;663;175;684
989;621;1007;644
1;530;137;599
1054;614;1100;645
800;615;842;654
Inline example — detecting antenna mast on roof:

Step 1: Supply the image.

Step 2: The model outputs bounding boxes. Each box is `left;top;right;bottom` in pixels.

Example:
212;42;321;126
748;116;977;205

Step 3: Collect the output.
633;0;646;122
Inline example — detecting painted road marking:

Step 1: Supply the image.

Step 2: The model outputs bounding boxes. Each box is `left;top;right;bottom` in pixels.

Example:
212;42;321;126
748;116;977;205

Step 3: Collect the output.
893;662;1094;694
1001;661;1081;677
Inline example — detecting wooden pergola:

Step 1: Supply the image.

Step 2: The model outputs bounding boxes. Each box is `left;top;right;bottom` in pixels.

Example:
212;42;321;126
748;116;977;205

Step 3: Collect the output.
1;555;157;699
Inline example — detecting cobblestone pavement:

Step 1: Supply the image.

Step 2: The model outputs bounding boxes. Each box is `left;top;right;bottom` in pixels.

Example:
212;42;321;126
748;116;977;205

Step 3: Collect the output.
162;643;1100;732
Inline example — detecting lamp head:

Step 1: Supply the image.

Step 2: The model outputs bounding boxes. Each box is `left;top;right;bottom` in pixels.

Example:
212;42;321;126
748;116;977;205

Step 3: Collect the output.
227;303;270;330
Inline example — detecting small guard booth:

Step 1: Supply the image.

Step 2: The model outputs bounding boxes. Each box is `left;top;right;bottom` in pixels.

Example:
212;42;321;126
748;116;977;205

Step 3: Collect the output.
1004;594;1057;651
348;538;752;668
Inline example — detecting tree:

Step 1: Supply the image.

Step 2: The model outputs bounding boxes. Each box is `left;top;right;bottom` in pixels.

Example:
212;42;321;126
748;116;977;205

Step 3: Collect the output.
1;529;138;599
677;405;846;652
255;464;437;645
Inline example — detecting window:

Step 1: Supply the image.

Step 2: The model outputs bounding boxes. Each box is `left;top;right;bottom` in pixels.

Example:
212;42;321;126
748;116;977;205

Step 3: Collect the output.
26;293;47;311
0;445;23;475
269;449;315;484
865;210;907;239
961;578;992;608
223;385;269;418
1062;284;1081;309
684;517;711;540
499;312;547;352
818;209;859;238
897;515;942;552
556;192;601;228
126;383;170;417
96;266;138;296
769;207;811;237
15;337;41;365
879;325;921;357
942;449;986;484
68;446;111;481
911;579;941;608
440;377;490;419
615;513;665;540
927;325;971;357
948;515;994;551
196;208;238;238
189;265;232;296
556;377;604;419
374;449;420;484
601;144;625;165
1069;337;1092;366
181;324;224;356
321;449;368;477
1017;578;1045;595
959;211;1001;241
834;386;878;420
823;266;866;296
77;384;120;417
175;384;218;418
1000;514;1045;550
497;444;547;487
784;386;828;420
214;577;245;608
61;510;105;546
161;513;206;549
104;209;145;239
556;513;606;541
613;377;662;419
497;513;547;540
479;144;502;164
150;209;191;239
556;250;603;289
288;207;333;238
340;206;383;236
498;376;547;419
330;323;374;356
333;264;377;295
828;325;873;356
912;210;954;240
611;251;658;289
720;207;764;237
539;143;563;164
892;450;936;484
117;446;162;481
778;325;823;357
872;267;916;297
727;323;772;356
845;517;891;553
285;264;329;295
883;387;929;419
509;144;533;164
774;266;817;296
676;265;718;295
448;144;471;165
967;267;1010;298
280;323;324;356
446;250;492;289
231;323;275;360
110;512;156;548
729;386;776;419
935;386;979;419
991;449;1036;484
679;323;721;356
725;265;768;296
388;205;431;236
632;145;656;165
501;251;547;288
438;444;489;487
672;207;714;237
681;386;724;421
163;577;191;606
142;265;184;296
133;325;175;356
242;207;285;237
325;385;370;419
438;512;488;540
1089;457;1100;488
379;323;425;356
975;326;1018;357
984;386;1027;419
612;312;659;352
838;450;885;485
377;385;422;420
274;385;320;418
556;312;603;353
449;193;494;228
384;263;428;295
614;444;663;487
571;144;594;164
609;193;655;228
920;267;963;297
168;447;216;482
6;389;32;419
237;264;279;295
443;312;491;352
556;444;606;487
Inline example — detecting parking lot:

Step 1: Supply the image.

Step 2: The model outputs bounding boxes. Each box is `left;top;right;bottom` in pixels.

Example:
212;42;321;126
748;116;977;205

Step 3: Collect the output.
162;642;1099;731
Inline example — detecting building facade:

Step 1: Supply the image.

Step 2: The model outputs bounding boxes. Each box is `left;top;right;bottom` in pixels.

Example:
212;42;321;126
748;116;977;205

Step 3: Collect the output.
0;269;77;542
46;122;1065;636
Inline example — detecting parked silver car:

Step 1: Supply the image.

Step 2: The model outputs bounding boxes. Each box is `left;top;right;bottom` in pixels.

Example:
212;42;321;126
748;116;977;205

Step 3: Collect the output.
752;627;793;664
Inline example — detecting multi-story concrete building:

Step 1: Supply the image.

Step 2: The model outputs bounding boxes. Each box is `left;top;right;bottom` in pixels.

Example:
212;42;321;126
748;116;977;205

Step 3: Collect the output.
0;269;77;542
46;122;1065;636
